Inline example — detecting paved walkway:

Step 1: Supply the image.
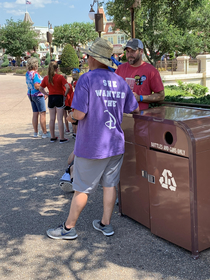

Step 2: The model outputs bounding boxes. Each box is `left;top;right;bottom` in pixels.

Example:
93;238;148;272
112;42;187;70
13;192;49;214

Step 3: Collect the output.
1;74;210;280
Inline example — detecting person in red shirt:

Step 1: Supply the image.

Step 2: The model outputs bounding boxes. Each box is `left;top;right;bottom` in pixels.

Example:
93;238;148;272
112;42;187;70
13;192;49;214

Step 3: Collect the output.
62;74;74;134
115;38;165;110
40;61;70;143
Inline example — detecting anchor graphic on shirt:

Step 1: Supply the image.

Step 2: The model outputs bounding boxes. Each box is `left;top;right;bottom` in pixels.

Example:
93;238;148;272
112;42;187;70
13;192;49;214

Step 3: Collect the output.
104;110;116;129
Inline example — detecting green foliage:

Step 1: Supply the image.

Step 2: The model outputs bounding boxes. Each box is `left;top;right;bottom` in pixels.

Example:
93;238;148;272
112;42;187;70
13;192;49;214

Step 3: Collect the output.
0;67;12;73
164;86;187;97
177;81;208;96
106;0;210;65
121;51;127;62
31;53;41;67
163;95;210;105
1;54;9;67
15;69;26;74
53;22;98;47
150;86;210;108
60;44;79;75
45;53;50;67
0;19;38;66
38;67;48;77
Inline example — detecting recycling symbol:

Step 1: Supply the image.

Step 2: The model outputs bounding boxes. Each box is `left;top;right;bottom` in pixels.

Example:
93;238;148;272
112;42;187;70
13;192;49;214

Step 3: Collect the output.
159;169;177;191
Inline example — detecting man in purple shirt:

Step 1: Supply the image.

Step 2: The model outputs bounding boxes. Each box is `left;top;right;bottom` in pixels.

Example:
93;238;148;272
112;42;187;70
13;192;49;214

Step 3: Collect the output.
46;38;139;240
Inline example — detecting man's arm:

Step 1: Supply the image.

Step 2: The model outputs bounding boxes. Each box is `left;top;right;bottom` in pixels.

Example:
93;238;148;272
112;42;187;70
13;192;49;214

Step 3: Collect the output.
131;106;139;113
133;90;165;103
66;109;85;123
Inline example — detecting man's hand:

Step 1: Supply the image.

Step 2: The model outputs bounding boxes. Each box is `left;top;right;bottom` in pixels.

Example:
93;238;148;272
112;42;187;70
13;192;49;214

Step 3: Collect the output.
133;90;165;103
66;109;85;124
133;92;140;102
66;112;76;123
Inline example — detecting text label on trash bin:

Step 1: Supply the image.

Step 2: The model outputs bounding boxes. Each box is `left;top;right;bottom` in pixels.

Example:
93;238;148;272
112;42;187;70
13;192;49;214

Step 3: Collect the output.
159;169;177;191
151;142;185;156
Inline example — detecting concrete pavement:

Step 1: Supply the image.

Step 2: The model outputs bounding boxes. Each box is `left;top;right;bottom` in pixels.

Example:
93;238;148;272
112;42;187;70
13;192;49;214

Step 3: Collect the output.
1;74;210;280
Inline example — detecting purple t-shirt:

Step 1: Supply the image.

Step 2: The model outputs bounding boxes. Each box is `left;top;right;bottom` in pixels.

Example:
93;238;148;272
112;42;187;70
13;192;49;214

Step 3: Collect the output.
72;68;138;159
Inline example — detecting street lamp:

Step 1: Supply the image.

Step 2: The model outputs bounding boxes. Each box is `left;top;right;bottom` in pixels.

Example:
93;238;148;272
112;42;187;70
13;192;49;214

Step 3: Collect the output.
46;21;54;59
125;0;141;38
88;0;103;37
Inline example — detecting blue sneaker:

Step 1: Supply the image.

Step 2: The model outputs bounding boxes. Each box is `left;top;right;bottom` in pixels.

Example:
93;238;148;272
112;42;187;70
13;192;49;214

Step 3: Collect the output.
46;223;78;240
92;220;114;236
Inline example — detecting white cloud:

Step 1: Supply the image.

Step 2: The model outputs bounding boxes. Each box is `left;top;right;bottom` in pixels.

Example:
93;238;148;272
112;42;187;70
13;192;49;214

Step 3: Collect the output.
6;9;25;16
4;2;16;8
69;5;74;8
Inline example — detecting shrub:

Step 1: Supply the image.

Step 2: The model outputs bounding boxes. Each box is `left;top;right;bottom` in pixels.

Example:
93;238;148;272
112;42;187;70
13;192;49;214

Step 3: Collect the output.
38;67;48;77
1;54;9;67
44;53;50;68
0;67;12;73
60;44;79;75
177;80;208;96
15;69;26;75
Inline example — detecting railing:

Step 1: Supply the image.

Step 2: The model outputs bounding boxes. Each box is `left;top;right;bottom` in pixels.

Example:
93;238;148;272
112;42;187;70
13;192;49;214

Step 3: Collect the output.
156;59;200;75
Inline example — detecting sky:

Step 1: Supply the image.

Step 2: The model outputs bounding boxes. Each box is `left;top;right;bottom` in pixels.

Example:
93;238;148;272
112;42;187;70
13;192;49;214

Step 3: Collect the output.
0;0;109;27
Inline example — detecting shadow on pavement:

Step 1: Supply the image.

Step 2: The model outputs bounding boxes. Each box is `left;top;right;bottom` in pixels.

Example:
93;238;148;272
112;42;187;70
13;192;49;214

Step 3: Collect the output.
1;132;210;280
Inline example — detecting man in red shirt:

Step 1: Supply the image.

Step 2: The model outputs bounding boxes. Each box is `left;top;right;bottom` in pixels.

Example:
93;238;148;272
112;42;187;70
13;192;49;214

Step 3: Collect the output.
115;38;165;110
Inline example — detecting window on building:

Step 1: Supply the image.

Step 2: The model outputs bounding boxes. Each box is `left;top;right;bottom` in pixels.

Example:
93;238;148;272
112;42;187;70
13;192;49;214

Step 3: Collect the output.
108;26;113;32
108;37;113;44
118;35;126;44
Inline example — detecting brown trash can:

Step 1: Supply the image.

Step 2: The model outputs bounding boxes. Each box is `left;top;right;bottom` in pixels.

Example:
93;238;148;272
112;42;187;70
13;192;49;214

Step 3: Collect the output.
119;105;210;259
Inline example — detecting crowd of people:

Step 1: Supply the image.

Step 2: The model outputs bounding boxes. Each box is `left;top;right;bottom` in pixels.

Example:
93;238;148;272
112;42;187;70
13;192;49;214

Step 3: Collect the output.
26;37;165;240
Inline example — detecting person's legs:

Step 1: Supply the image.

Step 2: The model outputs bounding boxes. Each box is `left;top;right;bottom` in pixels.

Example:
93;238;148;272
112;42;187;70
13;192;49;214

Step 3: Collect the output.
68;151;75;166
49;108;56;139
65;191;88;228
29;95;39;134
56;107;65;140
32;112;39;133
63;109;70;132
40;111;47;134
92;154;123;236
33;96;47;135
101;186;116;225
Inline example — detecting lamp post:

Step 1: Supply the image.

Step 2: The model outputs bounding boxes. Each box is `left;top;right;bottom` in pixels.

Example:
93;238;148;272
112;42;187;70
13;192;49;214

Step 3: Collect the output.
88;0;103;37
126;0;141;38
46;21;54;59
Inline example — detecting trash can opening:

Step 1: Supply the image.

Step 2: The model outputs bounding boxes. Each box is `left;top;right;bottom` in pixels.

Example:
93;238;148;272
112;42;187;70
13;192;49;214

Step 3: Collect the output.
165;131;173;145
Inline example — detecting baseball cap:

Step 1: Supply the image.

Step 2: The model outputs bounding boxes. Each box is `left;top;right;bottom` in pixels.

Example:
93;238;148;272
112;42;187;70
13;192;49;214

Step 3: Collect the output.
124;39;144;50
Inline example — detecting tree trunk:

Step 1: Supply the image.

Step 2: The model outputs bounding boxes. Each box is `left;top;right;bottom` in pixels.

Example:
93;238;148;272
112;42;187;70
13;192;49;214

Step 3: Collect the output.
16;56;21;66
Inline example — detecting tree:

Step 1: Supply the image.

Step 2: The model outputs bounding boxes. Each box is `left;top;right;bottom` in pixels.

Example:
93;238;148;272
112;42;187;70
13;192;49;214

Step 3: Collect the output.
44;53;50;68
53;22;98;48
1;54;9;67
106;0;210;65
60;44;79;75
0;19;38;66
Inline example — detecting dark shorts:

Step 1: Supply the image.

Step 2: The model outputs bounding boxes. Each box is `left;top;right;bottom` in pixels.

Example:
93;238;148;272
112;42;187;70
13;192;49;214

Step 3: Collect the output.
64;106;71;111
48;95;65;109
28;95;46;113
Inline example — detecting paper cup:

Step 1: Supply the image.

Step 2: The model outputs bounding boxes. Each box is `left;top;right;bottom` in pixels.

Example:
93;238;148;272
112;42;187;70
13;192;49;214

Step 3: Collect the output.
125;77;135;91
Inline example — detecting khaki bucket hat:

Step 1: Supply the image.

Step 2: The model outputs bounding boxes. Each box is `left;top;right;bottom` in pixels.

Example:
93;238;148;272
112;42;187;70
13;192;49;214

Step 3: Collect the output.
80;37;117;70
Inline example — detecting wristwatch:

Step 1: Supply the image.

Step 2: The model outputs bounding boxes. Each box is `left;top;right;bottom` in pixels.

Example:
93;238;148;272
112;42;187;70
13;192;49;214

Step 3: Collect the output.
71;116;78;121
